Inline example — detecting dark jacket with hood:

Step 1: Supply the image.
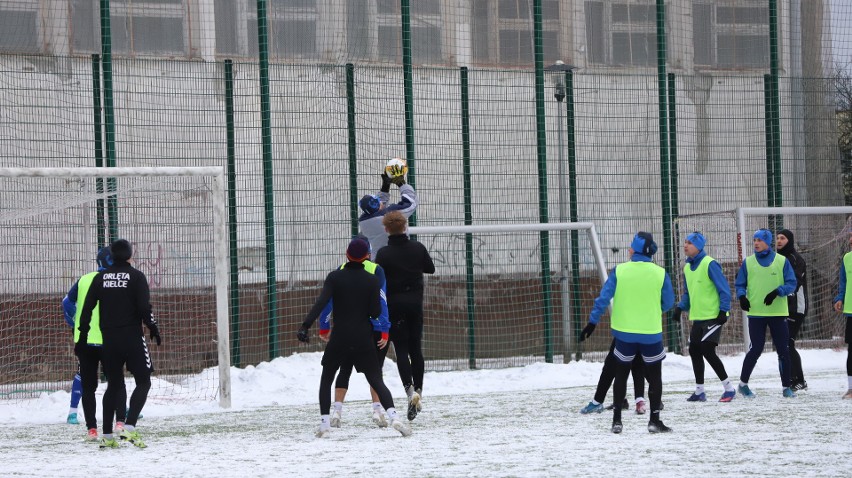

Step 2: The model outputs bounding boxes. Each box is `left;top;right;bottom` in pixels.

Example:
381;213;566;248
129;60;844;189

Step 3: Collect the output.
777;229;807;317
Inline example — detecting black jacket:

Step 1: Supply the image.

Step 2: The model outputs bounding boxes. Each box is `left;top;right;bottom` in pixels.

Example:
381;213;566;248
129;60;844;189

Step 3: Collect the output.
374;233;435;304
303;262;381;347
777;231;807;317
77;260;156;340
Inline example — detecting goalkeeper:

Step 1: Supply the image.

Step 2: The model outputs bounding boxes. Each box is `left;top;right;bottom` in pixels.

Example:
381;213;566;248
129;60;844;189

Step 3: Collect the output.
358;157;417;254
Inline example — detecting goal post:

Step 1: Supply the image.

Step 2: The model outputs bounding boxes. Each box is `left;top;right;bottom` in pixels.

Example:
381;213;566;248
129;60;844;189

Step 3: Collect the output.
0;167;231;408
408;221;609;369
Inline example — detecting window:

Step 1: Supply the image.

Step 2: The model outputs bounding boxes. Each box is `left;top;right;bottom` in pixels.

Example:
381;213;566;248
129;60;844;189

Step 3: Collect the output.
375;0;443;64
693;2;769;69
0;1;39;53
246;0;318;59
472;0;562;66
71;0;188;56
585;1;656;67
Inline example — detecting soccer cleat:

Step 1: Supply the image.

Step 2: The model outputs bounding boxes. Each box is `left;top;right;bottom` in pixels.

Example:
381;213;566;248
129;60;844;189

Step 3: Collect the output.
686;392;707;402
414;389;423;412
407;391;421;421
605;398;630;411
114;421;125;434
66;412;79;425
391;419;412;437
611;421;623;434
85;428;99;442
635;400;647;415
843;389;852;400
782;387;797;398
719;390;736;403
99;437;120;449
738;384;756;399
648;420;672;433
118;429;147;448
791;381;807;391
315;422;331;438
372;410;389;428
330;409;342;428
579;401;604;414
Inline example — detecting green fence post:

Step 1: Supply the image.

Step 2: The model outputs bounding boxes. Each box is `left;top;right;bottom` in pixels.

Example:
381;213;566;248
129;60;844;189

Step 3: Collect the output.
667;72;681;354
764;74;777;228
460;66;477;370
91;54;106;248
346;63;359;238
98;0;118;242
224;59;241;368
256;0;278;360
566;70;583;361
400;0;416;227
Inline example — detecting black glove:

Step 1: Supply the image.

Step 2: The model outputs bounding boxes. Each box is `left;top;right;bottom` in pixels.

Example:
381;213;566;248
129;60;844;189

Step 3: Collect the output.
149;323;162;346
74;340;87;356
297;325;310;344
763;290;779;306
670;307;682;322
739;296;750;312
391;175;406;186
579;323;596;342
715;310;729;326
380;173;392;193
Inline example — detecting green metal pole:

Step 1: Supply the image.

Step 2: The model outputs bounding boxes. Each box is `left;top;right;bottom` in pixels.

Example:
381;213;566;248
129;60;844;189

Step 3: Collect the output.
99;0;118;242
655;0;676;352
400;0;416;227
346;63;359;238
763;74;776;228
256;0;278;360
566;70;582;361
532;0;553;363
769;0;783;215
91;54;106;248
460;66;476;370
224;59;241;368
667;72;681;354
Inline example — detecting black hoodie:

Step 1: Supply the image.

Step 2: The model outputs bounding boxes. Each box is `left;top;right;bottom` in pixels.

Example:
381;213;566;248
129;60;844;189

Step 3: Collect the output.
777;229;807;316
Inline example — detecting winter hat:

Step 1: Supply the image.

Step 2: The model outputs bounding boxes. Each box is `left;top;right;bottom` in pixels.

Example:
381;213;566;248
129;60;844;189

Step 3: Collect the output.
96;246;113;270
110;239;133;262
777;229;795;256
359;194;381;215
753;229;773;248
354;233;372;256
630;231;658;257
346;238;370;263
685;232;706;251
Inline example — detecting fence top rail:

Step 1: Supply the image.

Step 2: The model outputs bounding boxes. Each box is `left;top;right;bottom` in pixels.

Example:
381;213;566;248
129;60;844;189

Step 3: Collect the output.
0;167;224;178
737;206;852;216
409;222;598;235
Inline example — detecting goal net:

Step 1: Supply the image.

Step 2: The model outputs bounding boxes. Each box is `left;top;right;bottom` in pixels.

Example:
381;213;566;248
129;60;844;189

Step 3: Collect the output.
408;222;610;370
0;167;231;408
674;207;852;354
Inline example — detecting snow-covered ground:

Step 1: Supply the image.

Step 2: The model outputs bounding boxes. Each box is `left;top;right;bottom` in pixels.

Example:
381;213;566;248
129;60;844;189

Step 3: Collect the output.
1;349;849;477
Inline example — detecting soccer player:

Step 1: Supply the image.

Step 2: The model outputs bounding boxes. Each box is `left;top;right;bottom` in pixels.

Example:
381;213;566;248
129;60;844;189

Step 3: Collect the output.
358;161;417;254
579;340;649;415
317;235;392;428
63;247;127;439
77;239;161;448
374;210;435;421
580;232;675;434
670;232;736;403
776;229;808;390
735;229;797;399
298;237;410;437
832;233;852;400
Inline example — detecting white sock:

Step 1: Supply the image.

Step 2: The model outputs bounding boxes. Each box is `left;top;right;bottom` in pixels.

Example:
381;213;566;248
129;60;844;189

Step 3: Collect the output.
739;381;748;388
847;376;852;389
386;407;398;420
635;397;645;404
371;402;383;412
695;384;705;394
320;415;330;425
333;401;343;412
124;424;135;432
69;407;77;414
591;400;601;406
722;379;734;392
103;433;113;439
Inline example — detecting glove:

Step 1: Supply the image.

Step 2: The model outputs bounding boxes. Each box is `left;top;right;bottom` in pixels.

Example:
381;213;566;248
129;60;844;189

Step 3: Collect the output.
297;325;310;343
715;310;729;326
579;323;596;342
149;323;162;346
380;173;392;193
74;340;87;356
763;290;779;306
739;296;750;312
670;307;682;322
390;175;406;186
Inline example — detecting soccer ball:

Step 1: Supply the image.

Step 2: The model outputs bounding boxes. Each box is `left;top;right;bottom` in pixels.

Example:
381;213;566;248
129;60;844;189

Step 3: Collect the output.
385;157;408;178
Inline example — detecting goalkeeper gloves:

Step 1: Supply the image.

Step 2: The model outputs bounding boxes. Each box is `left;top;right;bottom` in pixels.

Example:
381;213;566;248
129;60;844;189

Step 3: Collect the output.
763;290;779;306
670;307;682;322
380;173;392;193
579;323;596;342
149;323;162;346
297;325;310;343
715;310;729;326
739;296;750;312
391;175;406;186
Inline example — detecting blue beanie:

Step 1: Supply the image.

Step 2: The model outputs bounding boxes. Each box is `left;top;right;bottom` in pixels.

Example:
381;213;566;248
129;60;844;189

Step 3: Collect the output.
753;228;773;248
96;246;113;270
630;231;658;256
685;232;706;251
359;194;381;215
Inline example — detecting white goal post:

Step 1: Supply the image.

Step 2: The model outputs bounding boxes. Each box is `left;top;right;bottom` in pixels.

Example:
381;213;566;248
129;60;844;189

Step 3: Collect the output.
0;167;231;408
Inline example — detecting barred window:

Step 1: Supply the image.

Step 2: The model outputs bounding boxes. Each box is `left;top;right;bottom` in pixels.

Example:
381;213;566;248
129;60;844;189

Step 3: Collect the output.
694;1;769;69
472;0;562;67
585;0;656;67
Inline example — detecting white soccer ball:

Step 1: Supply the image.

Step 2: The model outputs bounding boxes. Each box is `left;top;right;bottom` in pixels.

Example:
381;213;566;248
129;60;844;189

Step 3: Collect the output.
385;157;408;178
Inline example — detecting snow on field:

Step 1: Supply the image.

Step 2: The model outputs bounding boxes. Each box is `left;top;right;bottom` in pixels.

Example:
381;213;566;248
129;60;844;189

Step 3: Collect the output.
1;349;849;477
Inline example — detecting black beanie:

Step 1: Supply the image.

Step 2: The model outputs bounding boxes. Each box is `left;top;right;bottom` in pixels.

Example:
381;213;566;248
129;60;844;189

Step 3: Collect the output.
110;239;133;262
777;229;795;256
